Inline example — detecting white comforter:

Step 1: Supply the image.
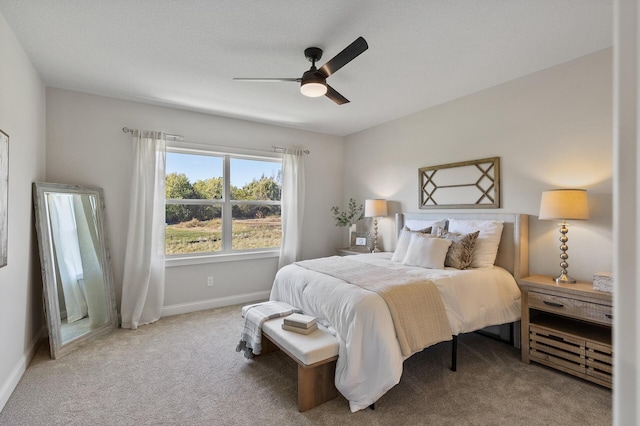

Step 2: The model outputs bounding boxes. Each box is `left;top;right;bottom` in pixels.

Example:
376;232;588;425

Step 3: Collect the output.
269;252;521;412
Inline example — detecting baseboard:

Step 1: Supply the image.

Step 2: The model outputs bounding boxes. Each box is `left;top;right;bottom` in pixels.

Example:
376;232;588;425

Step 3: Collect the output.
0;327;46;413
161;291;270;317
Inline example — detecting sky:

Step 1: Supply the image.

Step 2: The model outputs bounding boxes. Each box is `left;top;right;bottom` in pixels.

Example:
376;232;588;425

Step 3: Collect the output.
166;152;281;187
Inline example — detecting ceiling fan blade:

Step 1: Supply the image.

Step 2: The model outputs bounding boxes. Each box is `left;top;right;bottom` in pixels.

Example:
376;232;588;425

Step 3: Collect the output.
318;36;368;78
325;85;349;105
233;78;300;82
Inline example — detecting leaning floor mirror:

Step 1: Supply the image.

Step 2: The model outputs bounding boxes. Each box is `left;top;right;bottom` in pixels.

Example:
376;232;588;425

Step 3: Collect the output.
33;182;118;359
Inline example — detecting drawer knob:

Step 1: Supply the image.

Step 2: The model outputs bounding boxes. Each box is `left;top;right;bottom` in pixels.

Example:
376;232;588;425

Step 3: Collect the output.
543;301;564;308
605;313;613;320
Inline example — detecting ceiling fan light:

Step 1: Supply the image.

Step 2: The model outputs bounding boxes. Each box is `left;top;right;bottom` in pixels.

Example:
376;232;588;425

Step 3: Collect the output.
300;70;327;97
301;82;327;97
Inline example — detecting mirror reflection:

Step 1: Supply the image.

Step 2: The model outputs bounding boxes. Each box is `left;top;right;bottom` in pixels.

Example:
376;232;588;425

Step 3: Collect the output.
33;182;118;359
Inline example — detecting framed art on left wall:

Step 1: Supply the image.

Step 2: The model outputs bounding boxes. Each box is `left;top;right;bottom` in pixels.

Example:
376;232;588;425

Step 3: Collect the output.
0;129;8;268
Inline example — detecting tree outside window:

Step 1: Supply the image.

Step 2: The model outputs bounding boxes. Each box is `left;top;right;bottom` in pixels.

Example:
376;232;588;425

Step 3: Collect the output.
165;151;282;255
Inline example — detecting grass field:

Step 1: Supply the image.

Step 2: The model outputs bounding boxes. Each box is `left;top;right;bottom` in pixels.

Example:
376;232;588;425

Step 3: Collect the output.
165;217;281;254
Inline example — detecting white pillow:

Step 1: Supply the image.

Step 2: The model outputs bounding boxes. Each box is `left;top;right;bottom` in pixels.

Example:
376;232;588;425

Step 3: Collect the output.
402;233;452;269
391;226;432;262
447;219;504;268
404;219;446;232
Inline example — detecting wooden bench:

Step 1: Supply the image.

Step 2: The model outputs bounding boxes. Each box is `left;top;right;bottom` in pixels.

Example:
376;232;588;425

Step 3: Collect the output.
260;317;340;412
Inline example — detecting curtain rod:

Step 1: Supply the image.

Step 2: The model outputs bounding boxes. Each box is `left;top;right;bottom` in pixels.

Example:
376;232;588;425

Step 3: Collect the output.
122;128;307;153
272;145;310;154
122;127;183;140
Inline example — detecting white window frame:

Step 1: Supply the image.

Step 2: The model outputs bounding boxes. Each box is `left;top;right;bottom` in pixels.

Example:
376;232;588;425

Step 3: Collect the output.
164;141;282;267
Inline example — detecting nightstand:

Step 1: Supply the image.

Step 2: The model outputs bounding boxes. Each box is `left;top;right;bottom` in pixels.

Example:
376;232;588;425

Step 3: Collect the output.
519;275;612;388
335;248;371;256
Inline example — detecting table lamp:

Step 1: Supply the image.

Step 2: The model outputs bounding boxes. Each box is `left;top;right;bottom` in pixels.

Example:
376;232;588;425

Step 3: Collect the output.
364;199;387;252
538;189;589;284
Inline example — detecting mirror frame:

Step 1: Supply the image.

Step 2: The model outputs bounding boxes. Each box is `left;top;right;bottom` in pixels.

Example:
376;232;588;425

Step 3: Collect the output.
33;182;118;359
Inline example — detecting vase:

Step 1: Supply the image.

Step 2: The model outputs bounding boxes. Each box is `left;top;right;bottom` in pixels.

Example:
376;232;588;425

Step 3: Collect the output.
347;224;357;247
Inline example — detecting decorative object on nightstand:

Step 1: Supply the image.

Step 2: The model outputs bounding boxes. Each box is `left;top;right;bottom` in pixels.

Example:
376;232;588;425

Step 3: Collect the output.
330;198;364;228
364;199;387;252
349;231;371;252
538;189;589;284
593;272;613;293
331;198;365;250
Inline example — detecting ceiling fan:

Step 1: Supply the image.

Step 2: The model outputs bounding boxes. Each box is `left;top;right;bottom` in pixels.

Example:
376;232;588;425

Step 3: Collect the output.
233;36;368;105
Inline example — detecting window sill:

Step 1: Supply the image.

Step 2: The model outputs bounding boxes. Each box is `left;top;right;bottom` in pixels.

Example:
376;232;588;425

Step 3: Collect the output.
165;250;280;267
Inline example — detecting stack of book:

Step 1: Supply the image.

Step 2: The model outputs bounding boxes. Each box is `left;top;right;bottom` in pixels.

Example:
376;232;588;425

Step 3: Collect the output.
282;313;318;335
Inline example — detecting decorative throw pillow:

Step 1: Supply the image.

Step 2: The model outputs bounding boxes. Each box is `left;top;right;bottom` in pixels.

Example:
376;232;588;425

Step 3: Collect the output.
447;219;504;268
391;226;432;262
433;226;480;270
404;219;446;232
401;233;452;269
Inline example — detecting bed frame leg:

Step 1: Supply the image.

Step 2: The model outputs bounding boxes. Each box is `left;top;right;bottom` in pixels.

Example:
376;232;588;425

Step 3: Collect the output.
451;335;457;372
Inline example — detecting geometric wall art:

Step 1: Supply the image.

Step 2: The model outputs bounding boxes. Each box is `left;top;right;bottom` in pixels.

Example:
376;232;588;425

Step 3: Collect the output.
419;157;500;209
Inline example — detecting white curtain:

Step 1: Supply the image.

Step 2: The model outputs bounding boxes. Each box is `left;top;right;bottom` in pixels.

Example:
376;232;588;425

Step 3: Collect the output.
278;148;305;269
73;195;108;329
121;130;166;329
48;194;88;323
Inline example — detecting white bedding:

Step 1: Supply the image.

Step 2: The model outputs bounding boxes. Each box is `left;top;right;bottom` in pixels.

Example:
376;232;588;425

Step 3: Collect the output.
269;252;521;412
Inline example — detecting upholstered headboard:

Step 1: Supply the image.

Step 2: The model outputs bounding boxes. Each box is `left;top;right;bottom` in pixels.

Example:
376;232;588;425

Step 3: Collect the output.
395;213;529;281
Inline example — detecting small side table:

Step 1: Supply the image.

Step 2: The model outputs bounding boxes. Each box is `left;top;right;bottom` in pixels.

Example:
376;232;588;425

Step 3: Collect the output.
335;248;371;256
519;274;612;388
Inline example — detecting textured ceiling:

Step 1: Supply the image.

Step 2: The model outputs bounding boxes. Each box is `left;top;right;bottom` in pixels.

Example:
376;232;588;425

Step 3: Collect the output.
0;1;612;136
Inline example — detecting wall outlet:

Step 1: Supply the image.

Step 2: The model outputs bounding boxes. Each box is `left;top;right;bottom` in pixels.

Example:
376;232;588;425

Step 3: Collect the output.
207;276;214;287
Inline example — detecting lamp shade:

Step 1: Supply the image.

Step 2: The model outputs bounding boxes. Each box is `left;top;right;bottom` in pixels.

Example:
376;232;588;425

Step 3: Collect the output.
364;199;388;217
539;189;589;220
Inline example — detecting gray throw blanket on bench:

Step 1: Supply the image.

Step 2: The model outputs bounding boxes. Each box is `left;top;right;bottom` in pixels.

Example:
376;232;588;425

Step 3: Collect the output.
295;256;452;357
236;301;301;359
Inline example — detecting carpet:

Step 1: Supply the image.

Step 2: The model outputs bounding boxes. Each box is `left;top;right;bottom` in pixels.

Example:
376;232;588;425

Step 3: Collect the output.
0;304;612;425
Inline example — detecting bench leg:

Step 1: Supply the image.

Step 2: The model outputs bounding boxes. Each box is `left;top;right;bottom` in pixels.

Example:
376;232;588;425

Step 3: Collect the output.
260;334;279;355
297;360;338;412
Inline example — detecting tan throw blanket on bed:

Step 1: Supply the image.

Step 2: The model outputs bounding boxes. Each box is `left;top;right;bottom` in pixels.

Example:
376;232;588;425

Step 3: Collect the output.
295;256;452;356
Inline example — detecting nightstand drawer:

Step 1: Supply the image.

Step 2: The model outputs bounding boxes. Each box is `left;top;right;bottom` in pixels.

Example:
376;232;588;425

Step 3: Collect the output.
529;291;612;326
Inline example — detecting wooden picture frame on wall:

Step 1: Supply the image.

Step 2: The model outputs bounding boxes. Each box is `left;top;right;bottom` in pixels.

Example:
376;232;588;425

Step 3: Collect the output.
0;129;8;268
419;157;500;209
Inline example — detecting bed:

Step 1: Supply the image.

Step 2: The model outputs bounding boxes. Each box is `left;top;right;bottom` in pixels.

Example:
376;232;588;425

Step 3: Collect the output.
269;212;528;412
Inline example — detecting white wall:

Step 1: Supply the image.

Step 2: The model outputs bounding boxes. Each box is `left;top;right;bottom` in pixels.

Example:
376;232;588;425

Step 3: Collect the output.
344;49;613;282
45;89;345;312
0;11;46;411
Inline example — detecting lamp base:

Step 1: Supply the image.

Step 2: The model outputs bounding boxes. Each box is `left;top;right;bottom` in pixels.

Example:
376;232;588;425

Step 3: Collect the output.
554;272;576;284
554;224;576;284
371;217;380;253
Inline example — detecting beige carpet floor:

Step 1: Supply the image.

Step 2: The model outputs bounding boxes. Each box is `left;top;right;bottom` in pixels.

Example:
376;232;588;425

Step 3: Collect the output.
0;304;611;425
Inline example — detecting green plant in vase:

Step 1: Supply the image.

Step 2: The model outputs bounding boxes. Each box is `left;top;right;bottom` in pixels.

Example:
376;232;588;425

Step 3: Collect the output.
330;198;364;228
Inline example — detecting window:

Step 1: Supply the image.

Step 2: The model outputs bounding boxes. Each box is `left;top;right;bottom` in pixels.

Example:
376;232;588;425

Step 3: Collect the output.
165;147;282;257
